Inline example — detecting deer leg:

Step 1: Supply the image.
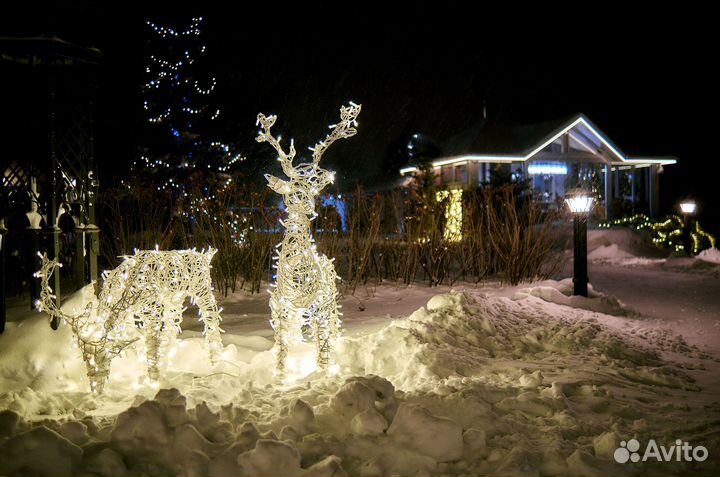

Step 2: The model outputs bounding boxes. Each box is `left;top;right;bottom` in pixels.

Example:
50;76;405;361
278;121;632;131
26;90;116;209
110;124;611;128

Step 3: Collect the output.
192;289;223;365
82;341;111;394
269;292;289;379
138;300;168;381
313;258;341;370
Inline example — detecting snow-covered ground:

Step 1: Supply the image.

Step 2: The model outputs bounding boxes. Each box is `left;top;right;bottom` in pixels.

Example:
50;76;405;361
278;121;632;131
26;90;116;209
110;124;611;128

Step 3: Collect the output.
1;232;719;476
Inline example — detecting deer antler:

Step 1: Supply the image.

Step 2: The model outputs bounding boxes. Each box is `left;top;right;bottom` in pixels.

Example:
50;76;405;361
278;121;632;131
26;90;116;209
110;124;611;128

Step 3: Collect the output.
256;113;297;177
35;253;78;325
310;102;361;165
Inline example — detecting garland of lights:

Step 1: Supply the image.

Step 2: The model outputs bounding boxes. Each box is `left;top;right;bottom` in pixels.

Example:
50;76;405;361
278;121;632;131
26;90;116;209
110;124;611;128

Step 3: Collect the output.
36;249;223;393
600;214;716;254
256;102;361;380
132;16;244;196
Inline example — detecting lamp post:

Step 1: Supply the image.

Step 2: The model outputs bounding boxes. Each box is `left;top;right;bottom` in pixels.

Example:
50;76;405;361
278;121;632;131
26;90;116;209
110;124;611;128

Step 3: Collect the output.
679;199;696;255
565;191;593;297
679;199;696;224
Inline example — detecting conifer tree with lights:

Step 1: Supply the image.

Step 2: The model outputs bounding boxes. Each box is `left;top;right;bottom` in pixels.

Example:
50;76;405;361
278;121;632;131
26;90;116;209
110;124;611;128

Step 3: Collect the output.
134;16;242;197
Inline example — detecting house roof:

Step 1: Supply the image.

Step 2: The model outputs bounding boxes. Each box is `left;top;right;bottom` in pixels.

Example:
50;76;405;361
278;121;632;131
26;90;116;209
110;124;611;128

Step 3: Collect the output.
401;113;677;174
443;114;576;157
0;36;102;65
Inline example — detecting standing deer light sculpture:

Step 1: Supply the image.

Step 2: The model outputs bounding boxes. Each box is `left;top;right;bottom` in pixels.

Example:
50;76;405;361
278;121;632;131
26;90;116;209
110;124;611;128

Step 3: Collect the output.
257;102;361;380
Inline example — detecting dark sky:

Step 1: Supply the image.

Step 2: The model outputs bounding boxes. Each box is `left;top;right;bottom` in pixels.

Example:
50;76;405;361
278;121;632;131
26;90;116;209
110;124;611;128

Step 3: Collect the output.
2;3;718;232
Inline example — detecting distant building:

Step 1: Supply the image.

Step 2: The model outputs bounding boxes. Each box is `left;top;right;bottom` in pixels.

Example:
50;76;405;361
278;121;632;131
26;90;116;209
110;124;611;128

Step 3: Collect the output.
399;114;676;219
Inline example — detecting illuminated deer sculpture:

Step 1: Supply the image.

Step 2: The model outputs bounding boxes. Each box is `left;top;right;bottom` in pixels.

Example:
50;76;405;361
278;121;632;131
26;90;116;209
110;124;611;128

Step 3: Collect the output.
36;248;223;393
256;102;361;379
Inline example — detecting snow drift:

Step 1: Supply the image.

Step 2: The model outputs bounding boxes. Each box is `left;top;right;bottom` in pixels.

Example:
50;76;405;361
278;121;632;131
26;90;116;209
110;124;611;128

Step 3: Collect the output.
0;287;718;476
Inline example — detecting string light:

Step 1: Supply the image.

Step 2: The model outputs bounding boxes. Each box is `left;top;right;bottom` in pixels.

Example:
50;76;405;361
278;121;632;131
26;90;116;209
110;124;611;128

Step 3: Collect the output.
256;102;361;380
35;249;223;394
435;189;463;241
600;213;716;254
136;16;244;198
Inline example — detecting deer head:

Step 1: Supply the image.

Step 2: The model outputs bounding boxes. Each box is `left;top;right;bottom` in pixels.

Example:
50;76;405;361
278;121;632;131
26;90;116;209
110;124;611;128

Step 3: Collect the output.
256;102;361;219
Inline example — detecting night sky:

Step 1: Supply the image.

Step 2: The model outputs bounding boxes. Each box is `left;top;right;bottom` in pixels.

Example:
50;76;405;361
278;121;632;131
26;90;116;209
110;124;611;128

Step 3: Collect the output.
2;4;718;233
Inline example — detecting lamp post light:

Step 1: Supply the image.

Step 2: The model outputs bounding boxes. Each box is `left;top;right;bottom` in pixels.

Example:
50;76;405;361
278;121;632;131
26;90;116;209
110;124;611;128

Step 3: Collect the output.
679;199;697;255
679;199;696;224
565;191;593;297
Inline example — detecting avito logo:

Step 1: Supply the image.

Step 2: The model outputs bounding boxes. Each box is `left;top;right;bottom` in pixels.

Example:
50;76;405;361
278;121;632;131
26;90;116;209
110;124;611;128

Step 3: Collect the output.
614;439;708;464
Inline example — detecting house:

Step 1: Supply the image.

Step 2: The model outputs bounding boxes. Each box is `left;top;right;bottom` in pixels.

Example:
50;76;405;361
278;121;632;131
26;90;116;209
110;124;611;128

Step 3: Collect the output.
399;114;676;219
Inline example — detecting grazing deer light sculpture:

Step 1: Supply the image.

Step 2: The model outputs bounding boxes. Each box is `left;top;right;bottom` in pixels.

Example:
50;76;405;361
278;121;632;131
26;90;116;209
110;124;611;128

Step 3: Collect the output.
36;248;223;393
256;102;361;379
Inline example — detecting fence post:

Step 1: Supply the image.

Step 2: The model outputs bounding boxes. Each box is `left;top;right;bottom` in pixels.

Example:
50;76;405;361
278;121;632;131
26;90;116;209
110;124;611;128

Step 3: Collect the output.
27;180;43;311
86;223;99;285
75;223;86;288
0;219;6;333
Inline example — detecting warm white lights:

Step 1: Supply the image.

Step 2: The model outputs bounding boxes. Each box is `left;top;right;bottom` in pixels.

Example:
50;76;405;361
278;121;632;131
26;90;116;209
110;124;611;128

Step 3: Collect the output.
398;116;676;176
680;200;697;215
436;189;463;241
36;249;223;394
256;102;361;380
565;192;594;214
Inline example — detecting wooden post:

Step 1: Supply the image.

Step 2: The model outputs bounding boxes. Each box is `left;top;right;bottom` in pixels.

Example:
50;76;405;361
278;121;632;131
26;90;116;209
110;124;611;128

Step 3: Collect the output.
648;165;659;218
630;166;636;214
86;224;99;286
604;164;612;221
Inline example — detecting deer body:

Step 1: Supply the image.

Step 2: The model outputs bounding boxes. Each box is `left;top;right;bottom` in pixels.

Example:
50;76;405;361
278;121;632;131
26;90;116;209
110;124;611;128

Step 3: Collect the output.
37;248;223;393
257;103;361;379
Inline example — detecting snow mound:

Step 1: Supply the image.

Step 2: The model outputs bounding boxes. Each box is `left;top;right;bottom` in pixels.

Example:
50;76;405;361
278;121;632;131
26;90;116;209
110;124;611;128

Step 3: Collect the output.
0;425;82;477
588;243;635;260
338;291;660;391
588;244;665;266
697;247;720;264
586;229;666;266
1;287;718;476
513;278;635;316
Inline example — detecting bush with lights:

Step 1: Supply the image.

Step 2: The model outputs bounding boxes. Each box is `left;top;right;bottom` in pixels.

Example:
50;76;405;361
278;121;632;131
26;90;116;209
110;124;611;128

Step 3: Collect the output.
599;213;716;255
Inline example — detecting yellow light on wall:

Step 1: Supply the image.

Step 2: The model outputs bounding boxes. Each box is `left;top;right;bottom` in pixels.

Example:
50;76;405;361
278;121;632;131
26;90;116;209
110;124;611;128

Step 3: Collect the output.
436;188;463;241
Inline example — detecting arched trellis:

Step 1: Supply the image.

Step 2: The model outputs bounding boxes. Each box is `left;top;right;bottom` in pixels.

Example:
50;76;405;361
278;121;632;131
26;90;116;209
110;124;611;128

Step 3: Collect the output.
0;35;102;333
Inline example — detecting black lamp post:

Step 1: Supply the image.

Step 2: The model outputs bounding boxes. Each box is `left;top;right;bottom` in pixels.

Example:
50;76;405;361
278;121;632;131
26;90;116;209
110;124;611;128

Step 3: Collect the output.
566;191;593;297
679;199;697;255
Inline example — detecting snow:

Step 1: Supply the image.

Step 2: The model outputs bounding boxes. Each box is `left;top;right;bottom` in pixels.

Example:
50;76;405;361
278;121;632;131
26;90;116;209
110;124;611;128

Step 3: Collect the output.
387;403;464;462
1;230;719;476
587;229;666;266
697;247;720;264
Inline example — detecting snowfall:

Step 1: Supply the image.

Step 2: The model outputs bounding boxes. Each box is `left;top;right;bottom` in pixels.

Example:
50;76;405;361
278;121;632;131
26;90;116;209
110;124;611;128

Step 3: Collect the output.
1;229;719;477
